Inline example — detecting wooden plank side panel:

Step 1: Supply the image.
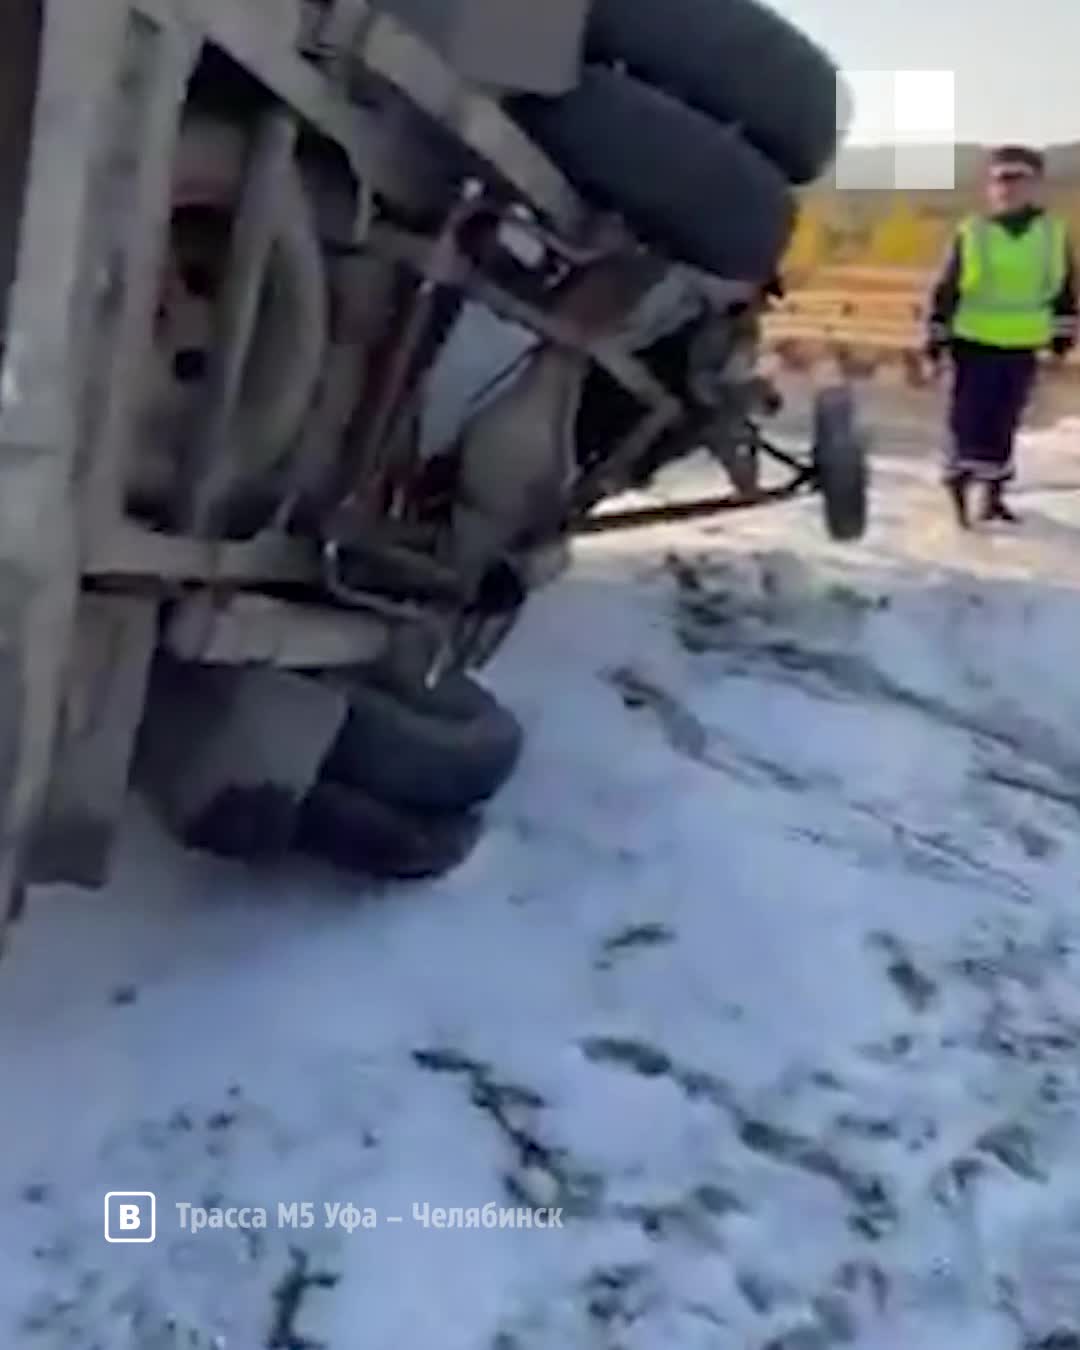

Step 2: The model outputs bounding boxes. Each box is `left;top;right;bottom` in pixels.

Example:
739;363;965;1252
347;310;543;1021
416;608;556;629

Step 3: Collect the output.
0;0;132;925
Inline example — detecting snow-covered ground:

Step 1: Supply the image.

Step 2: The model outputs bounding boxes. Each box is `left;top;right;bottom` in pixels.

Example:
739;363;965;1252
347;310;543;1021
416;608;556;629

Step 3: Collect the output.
5;397;1080;1350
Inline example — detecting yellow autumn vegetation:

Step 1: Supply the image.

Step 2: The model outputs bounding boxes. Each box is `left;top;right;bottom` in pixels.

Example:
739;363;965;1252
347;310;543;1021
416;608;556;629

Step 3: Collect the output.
783;189;1080;284
866;200;947;266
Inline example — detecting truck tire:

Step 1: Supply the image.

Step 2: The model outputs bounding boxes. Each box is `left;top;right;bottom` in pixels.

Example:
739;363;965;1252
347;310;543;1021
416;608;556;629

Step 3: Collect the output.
511;69;794;282
297;783;482;879
323;671;524;813
585;0;844;185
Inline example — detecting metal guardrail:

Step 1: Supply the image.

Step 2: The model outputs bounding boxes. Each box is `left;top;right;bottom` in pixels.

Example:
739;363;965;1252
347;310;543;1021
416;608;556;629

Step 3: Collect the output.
774;291;927;321
796;264;932;291
764;271;1080;370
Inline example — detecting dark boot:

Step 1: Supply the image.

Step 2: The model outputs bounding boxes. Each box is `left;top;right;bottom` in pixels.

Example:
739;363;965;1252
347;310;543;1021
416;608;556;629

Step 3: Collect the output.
981;481;1019;523
947;476;970;529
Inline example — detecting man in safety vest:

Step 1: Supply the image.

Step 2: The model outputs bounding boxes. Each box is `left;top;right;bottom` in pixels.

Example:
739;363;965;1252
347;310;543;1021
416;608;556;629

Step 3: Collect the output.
925;146;1077;526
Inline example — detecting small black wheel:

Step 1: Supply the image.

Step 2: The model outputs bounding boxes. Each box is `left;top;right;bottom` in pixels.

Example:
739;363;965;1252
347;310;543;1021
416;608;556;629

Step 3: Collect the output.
813;385;868;541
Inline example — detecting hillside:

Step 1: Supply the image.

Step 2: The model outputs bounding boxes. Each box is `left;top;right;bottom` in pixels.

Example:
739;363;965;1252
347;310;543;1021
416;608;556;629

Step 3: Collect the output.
826;141;1080;194
784;141;1080;278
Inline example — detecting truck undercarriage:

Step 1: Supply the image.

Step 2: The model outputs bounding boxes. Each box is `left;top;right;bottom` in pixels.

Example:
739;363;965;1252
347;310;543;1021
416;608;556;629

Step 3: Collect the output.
0;0;862;934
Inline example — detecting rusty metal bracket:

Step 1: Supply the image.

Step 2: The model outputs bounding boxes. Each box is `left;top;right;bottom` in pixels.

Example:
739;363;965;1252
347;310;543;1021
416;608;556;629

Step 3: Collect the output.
368;223;678;412
575;421;818;535
568;400;685;524
575;481;812;535
336;182;489;525
366;220;695;546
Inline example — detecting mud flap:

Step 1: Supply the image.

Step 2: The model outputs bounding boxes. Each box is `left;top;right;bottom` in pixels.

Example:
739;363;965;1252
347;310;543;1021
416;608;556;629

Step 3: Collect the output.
0;0;150;941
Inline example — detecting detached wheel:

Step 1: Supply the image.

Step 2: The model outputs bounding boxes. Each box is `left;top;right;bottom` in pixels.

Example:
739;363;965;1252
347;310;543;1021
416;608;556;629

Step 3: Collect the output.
586;0;845;185
511;69;794;281
298;784;482;880
813;385;868;541
323;670;524;813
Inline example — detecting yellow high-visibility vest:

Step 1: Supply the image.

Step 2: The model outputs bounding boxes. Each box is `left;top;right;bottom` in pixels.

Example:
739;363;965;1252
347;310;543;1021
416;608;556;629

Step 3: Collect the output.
951;213;1068;348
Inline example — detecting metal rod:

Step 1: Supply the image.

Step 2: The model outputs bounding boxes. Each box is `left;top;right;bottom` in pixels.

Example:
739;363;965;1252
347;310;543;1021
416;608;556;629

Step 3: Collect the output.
749;426;812;476
569;401;685;524
575;478;813;535
337;184;487;523
368;225;674;411
500;205;627;268
321;538;443;627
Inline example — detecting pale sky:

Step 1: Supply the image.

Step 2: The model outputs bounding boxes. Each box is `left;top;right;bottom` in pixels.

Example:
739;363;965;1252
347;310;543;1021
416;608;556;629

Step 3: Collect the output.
773;0;1080;146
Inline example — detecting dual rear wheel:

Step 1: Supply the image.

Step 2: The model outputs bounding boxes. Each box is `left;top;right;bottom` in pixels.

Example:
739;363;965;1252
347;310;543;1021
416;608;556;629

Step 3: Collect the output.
301;668;524;879
512;0;844;281
135;6;848;881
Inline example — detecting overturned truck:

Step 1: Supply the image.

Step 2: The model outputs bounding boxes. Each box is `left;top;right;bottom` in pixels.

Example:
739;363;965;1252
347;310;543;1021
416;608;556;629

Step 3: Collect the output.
0;0;861;931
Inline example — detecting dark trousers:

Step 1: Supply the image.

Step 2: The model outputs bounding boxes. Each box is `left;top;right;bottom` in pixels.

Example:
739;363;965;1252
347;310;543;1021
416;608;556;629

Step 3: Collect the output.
944;340;1038;484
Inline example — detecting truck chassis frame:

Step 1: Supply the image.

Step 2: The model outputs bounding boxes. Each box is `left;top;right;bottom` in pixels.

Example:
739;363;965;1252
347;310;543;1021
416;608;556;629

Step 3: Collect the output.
0;0;596;913
0;0;865;932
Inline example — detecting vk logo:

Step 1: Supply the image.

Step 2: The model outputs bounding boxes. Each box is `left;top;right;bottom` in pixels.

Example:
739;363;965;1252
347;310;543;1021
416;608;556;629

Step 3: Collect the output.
104;1192;156;1243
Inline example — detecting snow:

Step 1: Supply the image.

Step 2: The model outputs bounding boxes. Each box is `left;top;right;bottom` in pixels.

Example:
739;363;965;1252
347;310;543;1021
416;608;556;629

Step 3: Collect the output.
5;391;1080;1348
